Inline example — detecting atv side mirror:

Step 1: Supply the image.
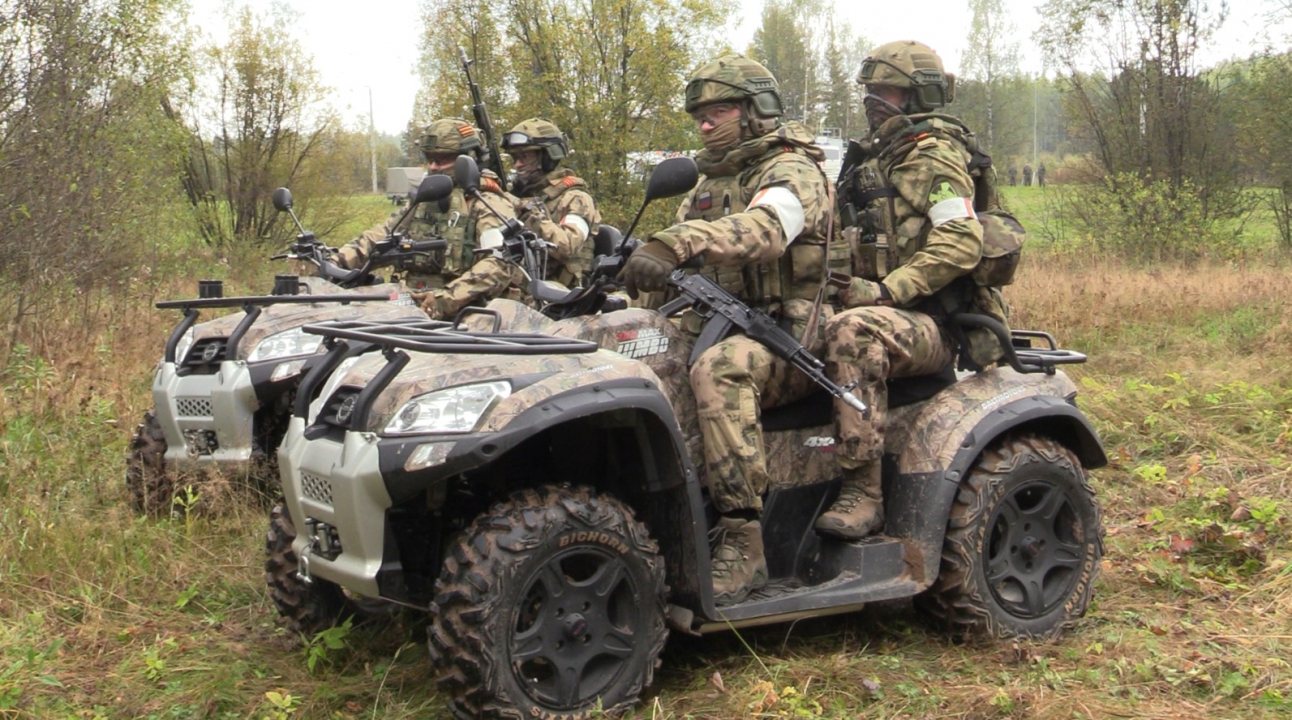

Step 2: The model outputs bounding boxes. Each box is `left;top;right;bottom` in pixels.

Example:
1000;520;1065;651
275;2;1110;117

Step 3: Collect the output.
415;174;454;204
454;155;481;195
272;187;293;212
619;156;700;245
645;156;699;202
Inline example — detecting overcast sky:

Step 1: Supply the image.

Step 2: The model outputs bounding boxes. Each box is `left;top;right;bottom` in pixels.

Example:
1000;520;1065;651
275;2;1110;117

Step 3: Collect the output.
194;0;1289;135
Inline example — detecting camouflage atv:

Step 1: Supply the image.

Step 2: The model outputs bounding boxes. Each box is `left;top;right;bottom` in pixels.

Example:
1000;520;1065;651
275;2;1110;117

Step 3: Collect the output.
125;176;457;515
266;158;1106;719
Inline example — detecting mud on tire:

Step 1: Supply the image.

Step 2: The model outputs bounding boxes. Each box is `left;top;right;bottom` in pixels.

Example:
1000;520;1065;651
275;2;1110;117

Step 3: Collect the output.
428;485;667;719
126;411;177;516
915;434;1104;640
265;504;384;638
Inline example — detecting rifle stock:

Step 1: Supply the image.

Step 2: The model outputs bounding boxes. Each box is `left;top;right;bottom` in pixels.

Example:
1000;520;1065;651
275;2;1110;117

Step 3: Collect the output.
458;47;508;193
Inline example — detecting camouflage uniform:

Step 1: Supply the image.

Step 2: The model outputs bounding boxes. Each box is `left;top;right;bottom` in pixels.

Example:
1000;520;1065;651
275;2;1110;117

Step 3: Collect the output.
818;40;998;539
336;118;523;320
620;53;844;605
504;119;602;287
668;120;838;515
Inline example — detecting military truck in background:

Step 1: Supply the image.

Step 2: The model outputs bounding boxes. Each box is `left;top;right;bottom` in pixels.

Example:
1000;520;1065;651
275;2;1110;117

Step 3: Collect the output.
386;167;425;205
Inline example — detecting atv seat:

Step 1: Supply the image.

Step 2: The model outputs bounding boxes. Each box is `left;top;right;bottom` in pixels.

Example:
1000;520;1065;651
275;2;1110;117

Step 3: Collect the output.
761;364;957;432
592;225;623;258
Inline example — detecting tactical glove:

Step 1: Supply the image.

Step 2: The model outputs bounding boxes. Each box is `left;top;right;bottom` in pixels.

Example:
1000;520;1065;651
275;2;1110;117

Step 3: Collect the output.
410;289;453;320
618;240;679;298
841;278;892;308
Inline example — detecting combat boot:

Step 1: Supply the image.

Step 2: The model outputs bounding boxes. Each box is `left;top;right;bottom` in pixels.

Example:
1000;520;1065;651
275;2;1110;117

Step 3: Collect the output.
709;516;768;605
815;462;884;539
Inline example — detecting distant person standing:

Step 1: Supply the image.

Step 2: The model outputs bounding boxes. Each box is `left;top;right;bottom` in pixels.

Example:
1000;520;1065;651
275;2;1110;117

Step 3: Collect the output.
1008;166;1017;186
1037;163;1047;187
1022;162;1033;187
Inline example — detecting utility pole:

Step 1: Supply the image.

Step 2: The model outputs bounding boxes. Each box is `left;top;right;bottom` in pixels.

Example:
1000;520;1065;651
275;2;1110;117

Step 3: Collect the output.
1032;71;1038;169
368;87;378;194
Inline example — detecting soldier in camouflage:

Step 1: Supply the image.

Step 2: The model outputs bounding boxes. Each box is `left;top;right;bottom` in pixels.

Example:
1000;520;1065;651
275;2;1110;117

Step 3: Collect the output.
336;118;522;320
503;119;602;287
817;40;1005;539
620;54;843;605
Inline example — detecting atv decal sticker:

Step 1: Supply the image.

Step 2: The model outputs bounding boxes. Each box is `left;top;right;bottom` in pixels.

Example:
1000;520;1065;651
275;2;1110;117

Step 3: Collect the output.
615;327;669;359
803;436;837;450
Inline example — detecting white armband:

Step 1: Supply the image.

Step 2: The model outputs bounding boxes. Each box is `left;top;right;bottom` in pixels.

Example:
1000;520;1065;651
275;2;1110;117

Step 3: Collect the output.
748;186;806;243
560;214;591;240
479;227;503;249
929;196;977;227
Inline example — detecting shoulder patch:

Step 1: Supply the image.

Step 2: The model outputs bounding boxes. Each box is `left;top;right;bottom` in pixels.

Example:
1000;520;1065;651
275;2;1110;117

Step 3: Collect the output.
929;180;959;205
561;176;578;188
482;177;500;193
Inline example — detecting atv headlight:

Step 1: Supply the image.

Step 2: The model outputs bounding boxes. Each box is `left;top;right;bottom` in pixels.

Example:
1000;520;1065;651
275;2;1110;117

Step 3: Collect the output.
311;357;361;424
174;328;196;363
384;381;511;435
247;327;324;363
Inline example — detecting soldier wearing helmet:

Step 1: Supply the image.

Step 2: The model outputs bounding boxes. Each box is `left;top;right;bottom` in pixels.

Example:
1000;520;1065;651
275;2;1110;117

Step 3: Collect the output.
817;41;1012;540
619;53;846;605
335;118;522;319
502;118;602;287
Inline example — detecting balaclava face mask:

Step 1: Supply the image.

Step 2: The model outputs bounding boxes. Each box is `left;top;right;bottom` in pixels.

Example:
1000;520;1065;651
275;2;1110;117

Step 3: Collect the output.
700;113;743;152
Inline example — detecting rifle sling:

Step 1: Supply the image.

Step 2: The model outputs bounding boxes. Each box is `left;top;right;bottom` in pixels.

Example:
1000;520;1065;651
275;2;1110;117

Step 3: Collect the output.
856;186;900;206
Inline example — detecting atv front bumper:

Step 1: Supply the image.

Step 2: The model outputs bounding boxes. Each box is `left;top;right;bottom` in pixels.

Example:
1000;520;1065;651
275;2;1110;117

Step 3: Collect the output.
278;417;394;598
152;359;261;470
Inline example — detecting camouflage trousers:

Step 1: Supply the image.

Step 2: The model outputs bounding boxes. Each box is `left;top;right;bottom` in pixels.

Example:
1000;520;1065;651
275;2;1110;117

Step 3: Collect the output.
691;333;822;514
824;307;955;467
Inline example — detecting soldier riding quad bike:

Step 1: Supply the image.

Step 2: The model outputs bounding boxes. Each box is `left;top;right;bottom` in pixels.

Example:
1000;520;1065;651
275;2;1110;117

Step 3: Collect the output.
126;176;459;515
267;157;1107;719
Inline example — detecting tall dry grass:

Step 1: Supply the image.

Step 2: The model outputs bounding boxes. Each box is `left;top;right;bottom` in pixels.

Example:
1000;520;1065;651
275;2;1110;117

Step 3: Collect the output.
0;250;1289;717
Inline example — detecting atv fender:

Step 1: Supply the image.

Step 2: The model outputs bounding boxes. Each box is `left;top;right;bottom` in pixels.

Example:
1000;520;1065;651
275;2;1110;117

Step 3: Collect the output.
885;370;1106;589
376;378;714;612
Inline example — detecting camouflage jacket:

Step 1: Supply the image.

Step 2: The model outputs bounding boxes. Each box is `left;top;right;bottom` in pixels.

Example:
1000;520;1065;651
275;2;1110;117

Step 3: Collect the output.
339;171;518;293
653;121;844;321
842;113;984;308
515;168;601;287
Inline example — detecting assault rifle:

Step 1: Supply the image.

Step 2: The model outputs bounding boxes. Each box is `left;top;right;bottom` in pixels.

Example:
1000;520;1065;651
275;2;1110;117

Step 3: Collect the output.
458;47;507;193
659;270;868;416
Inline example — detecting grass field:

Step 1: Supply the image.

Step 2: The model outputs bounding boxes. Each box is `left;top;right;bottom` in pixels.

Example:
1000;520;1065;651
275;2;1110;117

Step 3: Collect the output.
0;191;1289;718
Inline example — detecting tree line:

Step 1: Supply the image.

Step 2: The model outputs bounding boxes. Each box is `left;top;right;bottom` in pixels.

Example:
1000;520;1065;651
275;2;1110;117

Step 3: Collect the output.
3;0;1290;341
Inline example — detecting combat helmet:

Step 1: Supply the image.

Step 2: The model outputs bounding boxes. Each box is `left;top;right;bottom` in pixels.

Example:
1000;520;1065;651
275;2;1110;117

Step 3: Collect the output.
502;118;569;173
856;40;955;112
685;53;783;135
419;118;484;159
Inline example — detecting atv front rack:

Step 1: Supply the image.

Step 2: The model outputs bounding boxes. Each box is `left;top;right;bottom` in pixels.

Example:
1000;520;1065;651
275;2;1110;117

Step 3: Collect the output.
300;317;599;356
292;317;598;433
158;291;400;364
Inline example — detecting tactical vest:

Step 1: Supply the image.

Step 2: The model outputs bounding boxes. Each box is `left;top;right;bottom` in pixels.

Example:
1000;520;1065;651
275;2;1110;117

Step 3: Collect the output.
396;188;478;290
539;174;597;287
685;151;849;311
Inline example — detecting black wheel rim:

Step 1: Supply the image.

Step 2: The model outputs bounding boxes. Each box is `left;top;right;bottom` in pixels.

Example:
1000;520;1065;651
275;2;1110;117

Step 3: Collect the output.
509;546;639;709
984;479;1087;619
